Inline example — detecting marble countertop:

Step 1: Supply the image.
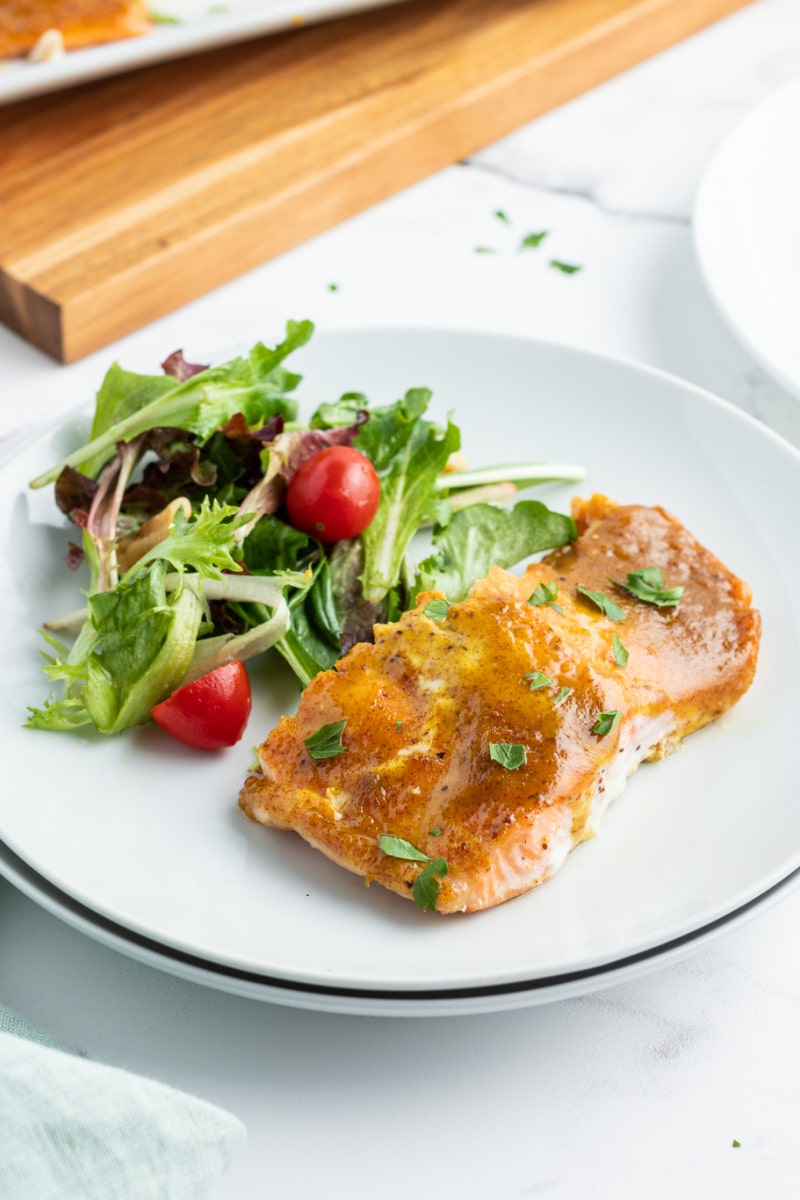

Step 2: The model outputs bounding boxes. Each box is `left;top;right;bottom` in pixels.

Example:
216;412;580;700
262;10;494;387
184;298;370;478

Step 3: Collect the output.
2;0;799;1195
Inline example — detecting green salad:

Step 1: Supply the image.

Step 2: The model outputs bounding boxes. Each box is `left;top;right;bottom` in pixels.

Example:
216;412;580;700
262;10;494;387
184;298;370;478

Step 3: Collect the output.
26;319;584;743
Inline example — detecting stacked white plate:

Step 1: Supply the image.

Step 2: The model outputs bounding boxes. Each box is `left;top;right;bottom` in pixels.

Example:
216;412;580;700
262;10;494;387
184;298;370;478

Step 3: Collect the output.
2;329;799;1015
695;77;800;399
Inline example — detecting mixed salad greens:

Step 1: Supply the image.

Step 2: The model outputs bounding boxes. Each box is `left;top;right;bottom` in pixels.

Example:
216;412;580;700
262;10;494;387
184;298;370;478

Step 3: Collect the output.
26;319;585;743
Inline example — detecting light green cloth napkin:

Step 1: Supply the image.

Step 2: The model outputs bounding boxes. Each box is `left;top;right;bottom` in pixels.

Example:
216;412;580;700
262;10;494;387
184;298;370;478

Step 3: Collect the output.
0;1003;245;1200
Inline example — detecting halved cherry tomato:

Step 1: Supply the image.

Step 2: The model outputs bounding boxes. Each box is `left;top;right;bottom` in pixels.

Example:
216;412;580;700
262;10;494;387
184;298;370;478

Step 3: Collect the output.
285;446;380;542
151;660;252;750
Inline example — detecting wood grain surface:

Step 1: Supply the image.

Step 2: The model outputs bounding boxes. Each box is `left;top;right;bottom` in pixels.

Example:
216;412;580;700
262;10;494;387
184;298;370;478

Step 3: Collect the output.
0;0;753;362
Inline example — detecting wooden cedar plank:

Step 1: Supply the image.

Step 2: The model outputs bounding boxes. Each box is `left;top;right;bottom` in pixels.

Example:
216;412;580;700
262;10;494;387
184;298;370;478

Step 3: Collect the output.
0;0;753;361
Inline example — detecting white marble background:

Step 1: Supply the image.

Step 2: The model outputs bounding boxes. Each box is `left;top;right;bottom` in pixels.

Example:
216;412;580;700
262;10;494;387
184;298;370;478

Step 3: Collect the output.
1;0;799;1196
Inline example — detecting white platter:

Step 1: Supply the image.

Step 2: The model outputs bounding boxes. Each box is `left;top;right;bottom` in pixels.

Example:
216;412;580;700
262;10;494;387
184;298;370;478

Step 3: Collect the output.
1;328;799;1014
0;0;406;106
694;77;800;399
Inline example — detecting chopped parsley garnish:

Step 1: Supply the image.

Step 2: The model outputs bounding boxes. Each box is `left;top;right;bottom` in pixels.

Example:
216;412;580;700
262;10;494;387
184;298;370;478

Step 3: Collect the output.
592;710;621;736
553;686;572;707
549;259;582;274
612;634;629;668
613;567;683;608
520;231;549;250
474;246;499;255
495;209;511;224
423;597;451;621
577;586;626;623
525;670;553;691
489;742;527;770
429;827;442;837
378;836;448;910
304;719;347;760
327;282;339;292
527;582;563;613
395;720;404;731
378;834;430;862
413;858;449;911
732;1140;741;1149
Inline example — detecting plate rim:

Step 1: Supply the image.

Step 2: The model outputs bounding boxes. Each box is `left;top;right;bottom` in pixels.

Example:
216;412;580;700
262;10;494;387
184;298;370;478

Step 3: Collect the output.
2;836;797;1015
2;326;799;994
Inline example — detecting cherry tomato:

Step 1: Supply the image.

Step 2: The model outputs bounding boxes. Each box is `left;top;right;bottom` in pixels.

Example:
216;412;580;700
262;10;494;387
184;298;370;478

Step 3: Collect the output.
285;446;380;542
151;660;252;750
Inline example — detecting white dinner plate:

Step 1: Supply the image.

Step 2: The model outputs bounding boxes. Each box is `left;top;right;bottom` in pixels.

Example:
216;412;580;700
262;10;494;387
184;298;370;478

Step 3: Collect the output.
0;0;407;106
1;329;799;1014
2;836;797;1017
694;77;800;399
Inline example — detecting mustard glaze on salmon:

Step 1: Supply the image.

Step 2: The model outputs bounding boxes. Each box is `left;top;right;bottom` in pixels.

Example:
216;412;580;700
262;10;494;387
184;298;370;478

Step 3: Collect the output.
239;497;760;913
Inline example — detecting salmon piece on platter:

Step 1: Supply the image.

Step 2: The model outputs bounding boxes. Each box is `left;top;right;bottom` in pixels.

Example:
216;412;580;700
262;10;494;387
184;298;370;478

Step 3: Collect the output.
240;497;760;914
0;1;151;58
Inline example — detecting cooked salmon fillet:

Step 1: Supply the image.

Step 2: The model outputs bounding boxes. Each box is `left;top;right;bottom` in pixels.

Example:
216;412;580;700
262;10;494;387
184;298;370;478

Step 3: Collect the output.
0;1;151;58
240;496;760;914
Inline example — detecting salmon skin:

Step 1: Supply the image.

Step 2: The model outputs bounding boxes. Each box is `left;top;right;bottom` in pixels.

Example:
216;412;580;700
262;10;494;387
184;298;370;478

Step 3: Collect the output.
240;496;760;914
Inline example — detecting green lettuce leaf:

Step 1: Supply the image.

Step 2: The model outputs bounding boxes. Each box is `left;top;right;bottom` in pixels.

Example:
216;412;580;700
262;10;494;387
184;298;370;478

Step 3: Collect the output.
414;500;577;603
309;392;368;430
239;513;341;685
27;499;255;734
30;320;313;488
27;559;203;735
355;389;460;604
89;366;176;453
275;556;342;686
83;563;203;733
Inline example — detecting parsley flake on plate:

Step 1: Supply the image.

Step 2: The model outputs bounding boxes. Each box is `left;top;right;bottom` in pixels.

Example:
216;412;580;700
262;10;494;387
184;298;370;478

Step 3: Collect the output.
304;719;347;760
520;231;549;250
553;686;572;707
549;259;582;274
489;742;527;770
613;567;683;607
577;585;626;623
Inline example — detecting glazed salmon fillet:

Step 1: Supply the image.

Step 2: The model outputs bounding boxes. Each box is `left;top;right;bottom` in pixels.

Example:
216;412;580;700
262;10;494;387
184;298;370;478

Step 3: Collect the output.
0;1;150;57
240;497;760;914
